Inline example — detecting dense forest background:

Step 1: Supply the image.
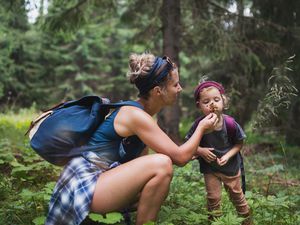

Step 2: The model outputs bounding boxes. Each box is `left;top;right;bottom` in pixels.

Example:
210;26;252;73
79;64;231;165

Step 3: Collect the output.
0;0;299;144
0;1;299;224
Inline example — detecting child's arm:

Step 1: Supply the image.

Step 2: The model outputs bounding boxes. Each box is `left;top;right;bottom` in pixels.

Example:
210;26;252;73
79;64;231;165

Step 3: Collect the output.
217;142;243;166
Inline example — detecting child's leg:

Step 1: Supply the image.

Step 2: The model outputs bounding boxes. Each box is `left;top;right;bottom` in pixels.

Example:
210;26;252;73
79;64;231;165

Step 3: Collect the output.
204;173;222;215
221;171;250;218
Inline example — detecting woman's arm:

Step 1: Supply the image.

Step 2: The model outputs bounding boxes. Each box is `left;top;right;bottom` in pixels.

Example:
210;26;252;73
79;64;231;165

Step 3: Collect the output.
115;106;217;166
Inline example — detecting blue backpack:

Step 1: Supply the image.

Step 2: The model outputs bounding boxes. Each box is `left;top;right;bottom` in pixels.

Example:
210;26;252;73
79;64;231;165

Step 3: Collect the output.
26;96;140;166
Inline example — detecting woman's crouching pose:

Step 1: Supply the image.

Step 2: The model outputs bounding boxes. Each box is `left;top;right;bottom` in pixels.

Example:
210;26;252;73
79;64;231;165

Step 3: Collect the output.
45;53;218;225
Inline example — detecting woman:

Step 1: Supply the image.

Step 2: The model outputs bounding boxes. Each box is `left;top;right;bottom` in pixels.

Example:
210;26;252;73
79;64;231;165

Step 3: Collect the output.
45;53;218;225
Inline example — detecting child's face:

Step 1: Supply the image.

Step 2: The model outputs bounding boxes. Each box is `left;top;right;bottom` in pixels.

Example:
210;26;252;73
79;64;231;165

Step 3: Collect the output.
197;87;224;116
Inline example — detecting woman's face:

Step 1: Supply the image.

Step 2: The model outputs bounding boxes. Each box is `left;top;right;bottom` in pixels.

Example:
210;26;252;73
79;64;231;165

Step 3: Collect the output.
161;70;182;106
198;87;224;116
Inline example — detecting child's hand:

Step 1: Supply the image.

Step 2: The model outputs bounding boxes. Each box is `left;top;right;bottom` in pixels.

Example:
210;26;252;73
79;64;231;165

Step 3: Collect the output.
195;147;217;163
198;113;218;134
216;154;230;166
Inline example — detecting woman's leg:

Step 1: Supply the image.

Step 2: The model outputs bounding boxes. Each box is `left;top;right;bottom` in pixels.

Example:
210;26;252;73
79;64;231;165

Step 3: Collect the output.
90;153;173;225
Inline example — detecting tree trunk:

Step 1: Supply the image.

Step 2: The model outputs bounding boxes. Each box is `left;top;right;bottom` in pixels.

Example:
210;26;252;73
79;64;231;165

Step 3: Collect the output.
286;99;300;145
236;0;244;35
158;0;181;143
39;0;44;17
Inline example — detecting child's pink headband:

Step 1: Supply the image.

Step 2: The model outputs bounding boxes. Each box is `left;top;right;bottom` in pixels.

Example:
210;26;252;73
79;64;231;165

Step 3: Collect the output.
194;81;225;103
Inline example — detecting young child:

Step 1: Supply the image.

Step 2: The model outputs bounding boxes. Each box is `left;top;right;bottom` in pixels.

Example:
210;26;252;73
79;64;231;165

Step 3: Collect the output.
185;81;251;225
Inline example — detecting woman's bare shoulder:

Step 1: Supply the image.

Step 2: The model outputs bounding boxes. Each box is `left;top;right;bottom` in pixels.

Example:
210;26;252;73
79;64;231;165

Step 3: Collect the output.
114;105;154;137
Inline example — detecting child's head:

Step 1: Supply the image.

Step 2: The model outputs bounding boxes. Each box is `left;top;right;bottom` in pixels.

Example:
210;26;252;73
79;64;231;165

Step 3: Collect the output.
194;81;228;115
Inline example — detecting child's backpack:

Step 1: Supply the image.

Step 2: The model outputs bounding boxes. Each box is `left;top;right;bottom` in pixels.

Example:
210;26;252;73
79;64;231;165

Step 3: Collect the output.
26;96;140;166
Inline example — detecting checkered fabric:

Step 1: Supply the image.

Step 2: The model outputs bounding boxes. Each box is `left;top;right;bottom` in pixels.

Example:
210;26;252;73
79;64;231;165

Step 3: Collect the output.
45;152;118;225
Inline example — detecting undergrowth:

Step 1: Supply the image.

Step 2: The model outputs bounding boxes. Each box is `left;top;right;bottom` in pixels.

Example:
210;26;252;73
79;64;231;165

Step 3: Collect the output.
0;110;299;225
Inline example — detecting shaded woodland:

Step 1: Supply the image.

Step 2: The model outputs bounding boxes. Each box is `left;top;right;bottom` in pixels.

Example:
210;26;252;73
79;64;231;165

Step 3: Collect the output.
1;0;299;145
0;1;300;225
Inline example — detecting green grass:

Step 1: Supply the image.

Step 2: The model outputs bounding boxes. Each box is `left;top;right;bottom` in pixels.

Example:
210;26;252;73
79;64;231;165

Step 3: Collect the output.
0;110;299;225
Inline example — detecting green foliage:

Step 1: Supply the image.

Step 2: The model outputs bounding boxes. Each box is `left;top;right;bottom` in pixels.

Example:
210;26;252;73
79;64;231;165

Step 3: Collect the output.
211;212;244;225
163;162;234;224
1;0;300;146
247;192;300;225
0;110;60;225
0;24;52;109
1;0;300;224
0;111;299;225
43;0;116;33
89;212;123;224
252;56;298;130
143;222;155;225
32;216;46;225
179;117;195;140
0;0;144;110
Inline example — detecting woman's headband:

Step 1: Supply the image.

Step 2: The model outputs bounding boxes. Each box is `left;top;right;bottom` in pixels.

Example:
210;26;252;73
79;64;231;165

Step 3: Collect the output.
136;56;175;95
194;81;225;103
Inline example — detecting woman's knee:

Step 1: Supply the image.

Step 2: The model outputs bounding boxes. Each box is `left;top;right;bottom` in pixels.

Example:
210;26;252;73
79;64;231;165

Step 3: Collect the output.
150;154;173;177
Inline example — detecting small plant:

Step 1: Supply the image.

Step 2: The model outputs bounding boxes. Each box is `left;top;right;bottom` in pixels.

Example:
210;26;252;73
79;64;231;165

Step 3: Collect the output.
89;212;124;224
1;110;299;225
211;212;244;225
252;55;298;130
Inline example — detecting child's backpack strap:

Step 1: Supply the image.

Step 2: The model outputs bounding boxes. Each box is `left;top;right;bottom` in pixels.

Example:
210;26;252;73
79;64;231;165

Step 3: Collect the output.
239;154;246;194
223;114;236;143
223;114;246;194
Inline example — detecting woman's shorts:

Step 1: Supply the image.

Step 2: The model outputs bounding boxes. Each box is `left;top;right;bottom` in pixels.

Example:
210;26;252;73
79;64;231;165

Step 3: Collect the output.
45;152;119;225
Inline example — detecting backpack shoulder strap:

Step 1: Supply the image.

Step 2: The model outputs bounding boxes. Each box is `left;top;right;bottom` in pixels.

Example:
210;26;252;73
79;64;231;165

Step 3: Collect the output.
61;95;103;108
223;114;237;141
104;100;144;110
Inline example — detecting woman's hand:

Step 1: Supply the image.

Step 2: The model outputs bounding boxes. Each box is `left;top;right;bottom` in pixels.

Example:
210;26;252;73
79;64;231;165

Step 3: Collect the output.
198;113;218;134
194;147;217;163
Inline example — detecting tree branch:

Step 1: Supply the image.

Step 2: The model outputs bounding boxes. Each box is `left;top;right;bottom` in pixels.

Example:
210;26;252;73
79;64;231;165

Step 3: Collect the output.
207;0;288;32
60;0;88;18
43;0;90;32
